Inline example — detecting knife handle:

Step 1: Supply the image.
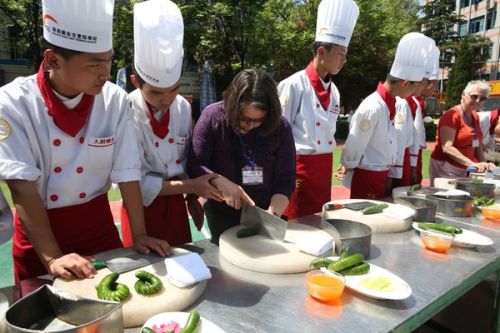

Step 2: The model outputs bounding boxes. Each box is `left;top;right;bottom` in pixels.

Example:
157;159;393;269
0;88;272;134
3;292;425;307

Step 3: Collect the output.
91;261;107;269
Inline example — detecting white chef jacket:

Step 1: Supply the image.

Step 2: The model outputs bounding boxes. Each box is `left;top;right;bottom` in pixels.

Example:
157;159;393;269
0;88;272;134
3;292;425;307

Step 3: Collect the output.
0;75;141;209
389;98;414;179
409;96;426;167
478;111;494;146
129;89;192;206
278;70;340;155
341;91;398;171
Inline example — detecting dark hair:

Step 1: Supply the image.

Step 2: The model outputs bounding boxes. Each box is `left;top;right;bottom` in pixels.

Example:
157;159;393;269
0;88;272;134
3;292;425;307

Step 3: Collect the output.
40;37;83;60
313;42;334;55
385;73;420;85
223;69;282;136
132;68;147;88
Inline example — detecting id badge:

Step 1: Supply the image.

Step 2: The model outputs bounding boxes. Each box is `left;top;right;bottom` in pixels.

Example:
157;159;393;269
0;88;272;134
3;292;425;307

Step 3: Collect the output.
242;166;263;185
472;139;479;148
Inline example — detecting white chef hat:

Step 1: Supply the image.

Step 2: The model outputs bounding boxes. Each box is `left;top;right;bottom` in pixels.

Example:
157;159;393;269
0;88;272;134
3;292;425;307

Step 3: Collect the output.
42;0;114;53
390;32;433;81
429;45;441;81
134;0;184;88
315;0;359;47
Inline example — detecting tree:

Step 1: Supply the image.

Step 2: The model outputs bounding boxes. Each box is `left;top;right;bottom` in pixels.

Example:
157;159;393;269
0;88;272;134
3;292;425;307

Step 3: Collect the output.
0;0;42;69
445;35;492;108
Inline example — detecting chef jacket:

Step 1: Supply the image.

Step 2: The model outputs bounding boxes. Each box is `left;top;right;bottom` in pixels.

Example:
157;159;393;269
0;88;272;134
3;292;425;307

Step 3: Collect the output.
478;110;498;146
341;91;398;171
389;98;414;179
278;70;340;155
0;75;141;209
129;89;192;206
409;96;426;167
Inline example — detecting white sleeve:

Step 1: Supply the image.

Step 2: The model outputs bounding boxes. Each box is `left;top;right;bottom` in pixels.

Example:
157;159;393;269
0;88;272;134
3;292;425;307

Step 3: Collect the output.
278;78;301;126
341;103;379;169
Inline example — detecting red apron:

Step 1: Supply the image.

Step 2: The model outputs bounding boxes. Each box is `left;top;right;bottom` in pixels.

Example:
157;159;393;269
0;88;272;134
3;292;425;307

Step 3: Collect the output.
120;193;191;247
12;194;122;284
416;149;423;184
350;168;389;199
392;147;411;188
284;153;332;219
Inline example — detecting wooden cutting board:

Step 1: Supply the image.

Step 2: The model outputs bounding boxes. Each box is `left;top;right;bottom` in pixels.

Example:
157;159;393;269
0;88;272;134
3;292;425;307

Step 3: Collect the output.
53;247;206;328
322;199;413;233
219;223;330;274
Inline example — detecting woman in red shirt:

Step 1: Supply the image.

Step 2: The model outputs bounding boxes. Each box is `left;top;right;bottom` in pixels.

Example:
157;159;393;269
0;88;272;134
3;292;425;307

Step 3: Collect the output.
430;80;495;185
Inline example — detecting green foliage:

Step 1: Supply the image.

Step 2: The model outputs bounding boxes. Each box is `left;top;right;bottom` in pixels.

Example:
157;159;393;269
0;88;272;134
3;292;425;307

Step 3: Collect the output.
334;119;350;141
445;35;492;109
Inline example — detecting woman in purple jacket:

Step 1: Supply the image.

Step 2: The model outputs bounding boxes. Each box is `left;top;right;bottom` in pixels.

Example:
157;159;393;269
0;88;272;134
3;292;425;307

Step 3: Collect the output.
187;69;296;244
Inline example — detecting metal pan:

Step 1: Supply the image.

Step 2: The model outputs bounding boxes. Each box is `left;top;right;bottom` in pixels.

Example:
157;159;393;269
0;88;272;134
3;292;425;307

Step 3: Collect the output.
321;219;372;258
393;196;437;222
454;180;496;199
425;194;474;218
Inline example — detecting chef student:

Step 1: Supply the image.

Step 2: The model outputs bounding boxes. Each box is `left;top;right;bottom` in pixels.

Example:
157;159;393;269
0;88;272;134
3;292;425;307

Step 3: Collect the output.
121;0;223;247
389;35;435;189
340;33;432;199
277;0;359;220
479;109;500;148
0;0;169;284
408;45;441;185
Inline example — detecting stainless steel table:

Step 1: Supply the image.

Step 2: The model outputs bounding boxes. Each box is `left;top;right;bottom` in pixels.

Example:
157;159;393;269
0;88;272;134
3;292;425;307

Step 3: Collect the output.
126;214;500;333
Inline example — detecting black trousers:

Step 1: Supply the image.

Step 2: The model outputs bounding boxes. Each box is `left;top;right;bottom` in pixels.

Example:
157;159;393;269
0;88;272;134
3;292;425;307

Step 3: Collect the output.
203;199;241;245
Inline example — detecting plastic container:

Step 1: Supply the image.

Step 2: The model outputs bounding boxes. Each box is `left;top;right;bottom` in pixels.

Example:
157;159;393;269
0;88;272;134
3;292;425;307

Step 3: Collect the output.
305;270;345;303
419;229;453;253
481;205;500;222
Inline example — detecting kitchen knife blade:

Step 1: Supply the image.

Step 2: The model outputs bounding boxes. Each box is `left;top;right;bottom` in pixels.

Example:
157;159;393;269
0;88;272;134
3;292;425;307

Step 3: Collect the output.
240;204;287;241
92;252;165;274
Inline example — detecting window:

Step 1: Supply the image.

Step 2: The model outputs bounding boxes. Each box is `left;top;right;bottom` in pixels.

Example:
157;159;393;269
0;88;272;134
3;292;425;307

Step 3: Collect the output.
6;25;28;60
460;0;470;8
482;45;492;58
459;21;468;36
487;10;497;30
469;16;485;33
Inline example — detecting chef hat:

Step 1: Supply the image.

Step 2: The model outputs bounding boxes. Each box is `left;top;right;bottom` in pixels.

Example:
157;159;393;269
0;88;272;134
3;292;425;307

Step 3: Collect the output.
390;32;433;81
429;45;441;81
42;0;114;53
134;0;184;88
315;0;359;47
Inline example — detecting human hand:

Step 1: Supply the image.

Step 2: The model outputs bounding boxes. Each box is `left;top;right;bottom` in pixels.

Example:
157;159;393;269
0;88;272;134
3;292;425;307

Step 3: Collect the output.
334;165;346;180
472;162;494;173
133;234;171;257
187;197;205;231
47;253;96;280
212;176;255;209
190;174;224;201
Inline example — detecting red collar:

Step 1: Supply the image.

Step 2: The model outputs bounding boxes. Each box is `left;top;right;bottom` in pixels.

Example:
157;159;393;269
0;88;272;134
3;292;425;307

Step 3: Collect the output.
146;101;170;139
305;61;331;111
405;96;417;119
36;61;94;137
376;82;396;120
414;96;425;116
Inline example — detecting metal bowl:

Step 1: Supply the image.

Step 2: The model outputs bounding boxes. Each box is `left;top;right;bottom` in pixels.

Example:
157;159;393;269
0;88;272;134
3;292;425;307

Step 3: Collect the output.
393;196;437;222
455;180;496;199
321;219;372;258
426;194;474;218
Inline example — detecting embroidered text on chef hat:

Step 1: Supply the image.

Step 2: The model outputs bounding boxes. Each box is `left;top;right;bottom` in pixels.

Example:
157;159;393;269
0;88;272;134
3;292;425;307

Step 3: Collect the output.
429;45;440;81
390;32;433;82
315;0;359;47
134;0;184;88
42;0;114;53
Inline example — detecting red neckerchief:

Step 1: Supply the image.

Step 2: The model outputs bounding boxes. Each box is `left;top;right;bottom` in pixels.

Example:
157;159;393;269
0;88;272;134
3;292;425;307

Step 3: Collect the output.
415;95;425;117
145;101;170;139
305;61;331;110
491;109;499;135
36;61;94;137
376;82;396;120
405;96;417;119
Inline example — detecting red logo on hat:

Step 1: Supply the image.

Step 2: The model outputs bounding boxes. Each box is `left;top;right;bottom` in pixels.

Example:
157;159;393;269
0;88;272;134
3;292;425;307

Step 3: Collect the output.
319;27;329;35
43;14;58;29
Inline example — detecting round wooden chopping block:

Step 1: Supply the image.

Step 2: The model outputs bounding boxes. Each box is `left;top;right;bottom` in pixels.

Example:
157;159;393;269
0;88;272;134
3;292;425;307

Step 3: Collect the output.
219;223;330;274
53;247;206;328
322;199;413;233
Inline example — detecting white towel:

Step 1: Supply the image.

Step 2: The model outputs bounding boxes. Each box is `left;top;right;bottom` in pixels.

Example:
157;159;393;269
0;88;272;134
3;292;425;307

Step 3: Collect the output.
165;253;212;288
382;204;415;220
296;233;334;256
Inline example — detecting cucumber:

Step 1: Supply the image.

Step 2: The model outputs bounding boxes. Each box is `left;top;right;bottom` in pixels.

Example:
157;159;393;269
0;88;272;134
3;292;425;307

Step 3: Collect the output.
310;256;334;269
338;262;370;276
141;328;155;333
327;253;364;272
417;222;462;235
410;184;422;191
361;203;389;215
179;309;201;333
236;226;259;238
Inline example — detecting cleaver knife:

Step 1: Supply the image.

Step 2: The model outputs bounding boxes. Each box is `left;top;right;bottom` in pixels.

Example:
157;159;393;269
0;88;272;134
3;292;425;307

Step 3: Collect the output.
240;204;287;241
91;252;165;274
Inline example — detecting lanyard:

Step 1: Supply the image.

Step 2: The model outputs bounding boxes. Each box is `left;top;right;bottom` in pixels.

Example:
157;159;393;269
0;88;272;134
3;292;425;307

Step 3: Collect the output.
238;134;256;170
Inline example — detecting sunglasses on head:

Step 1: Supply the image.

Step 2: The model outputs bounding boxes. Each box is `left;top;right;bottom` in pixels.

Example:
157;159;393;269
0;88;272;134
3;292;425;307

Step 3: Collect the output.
468;93;487;102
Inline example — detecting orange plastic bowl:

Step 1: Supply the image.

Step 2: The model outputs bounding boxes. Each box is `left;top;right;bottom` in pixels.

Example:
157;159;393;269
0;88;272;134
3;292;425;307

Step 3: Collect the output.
305;270;345;303
481;206;500;222
420;229;453;253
